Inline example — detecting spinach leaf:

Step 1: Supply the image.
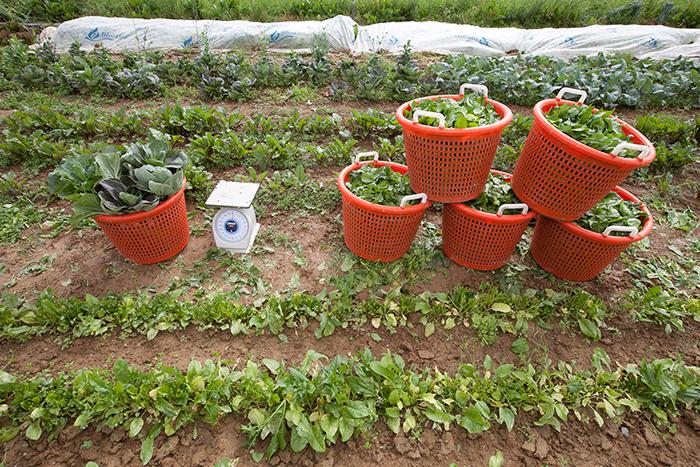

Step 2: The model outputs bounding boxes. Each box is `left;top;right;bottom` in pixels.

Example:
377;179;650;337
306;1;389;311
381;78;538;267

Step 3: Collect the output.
545;104;632;155
466;173;522;214
575;193;648;235
403;95;500;129
345;165;415;206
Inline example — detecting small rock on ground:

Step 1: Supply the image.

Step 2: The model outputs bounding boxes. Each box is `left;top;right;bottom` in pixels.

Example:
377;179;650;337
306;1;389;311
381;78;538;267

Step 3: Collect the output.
394;434;412;455
535;436;550;460
643;425;662;447
521;439;536;453
440;431;456;455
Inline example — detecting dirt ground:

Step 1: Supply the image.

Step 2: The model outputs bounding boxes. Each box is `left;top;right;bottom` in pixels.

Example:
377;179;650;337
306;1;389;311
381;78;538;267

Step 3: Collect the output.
1;101;699;466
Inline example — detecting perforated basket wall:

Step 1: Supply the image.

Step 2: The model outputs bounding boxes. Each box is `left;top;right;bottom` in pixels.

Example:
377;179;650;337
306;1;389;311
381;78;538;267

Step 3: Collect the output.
511;99;655;221
403;132;502;203
94;184;190;265
530;185;653;281
397;96;512;203
442;203;533;271
338;161;430;262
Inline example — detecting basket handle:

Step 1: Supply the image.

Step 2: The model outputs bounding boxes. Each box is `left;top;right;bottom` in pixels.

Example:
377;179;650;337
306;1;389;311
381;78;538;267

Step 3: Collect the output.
601;225;639;237
611;142;651;160
399;193;428;207
353;151;379;164
556;87;587;103
497;203;529;216
412;110;446;128
459;83;488;98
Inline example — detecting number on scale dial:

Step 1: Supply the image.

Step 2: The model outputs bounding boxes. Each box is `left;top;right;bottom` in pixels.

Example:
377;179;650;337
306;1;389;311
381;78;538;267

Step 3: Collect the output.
215;209;249;244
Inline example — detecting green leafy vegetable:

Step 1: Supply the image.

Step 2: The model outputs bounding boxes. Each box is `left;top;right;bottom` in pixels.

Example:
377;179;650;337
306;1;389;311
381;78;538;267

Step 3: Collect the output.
466;173;523;214
48;130;188;223
1;349;698;463
575;193;648;235
545;104;632;155
122;130;188;170
345;165;415;206
47;152;103;199
404;95;500;129
94;179;159;215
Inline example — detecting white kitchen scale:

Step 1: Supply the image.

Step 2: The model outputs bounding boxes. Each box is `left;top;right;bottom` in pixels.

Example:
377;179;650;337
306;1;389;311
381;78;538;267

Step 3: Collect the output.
205;181;261;253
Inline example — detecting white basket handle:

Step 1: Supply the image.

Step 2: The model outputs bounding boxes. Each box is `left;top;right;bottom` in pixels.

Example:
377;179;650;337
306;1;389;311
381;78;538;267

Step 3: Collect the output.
353;151;379;164
399;193;428;207
497;203;529;216
602;225;639;237
611;142;651;161
412;110;446;128
556;87;587;103
459;83;488;98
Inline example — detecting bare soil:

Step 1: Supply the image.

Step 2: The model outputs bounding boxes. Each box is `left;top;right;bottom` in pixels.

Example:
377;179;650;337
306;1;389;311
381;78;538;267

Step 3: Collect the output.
1;101;699;466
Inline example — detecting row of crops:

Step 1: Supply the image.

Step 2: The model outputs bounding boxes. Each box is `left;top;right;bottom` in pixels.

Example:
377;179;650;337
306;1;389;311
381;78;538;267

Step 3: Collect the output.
2;102;697;174
0;35;699;464
1;348;697;463
1;40;699;108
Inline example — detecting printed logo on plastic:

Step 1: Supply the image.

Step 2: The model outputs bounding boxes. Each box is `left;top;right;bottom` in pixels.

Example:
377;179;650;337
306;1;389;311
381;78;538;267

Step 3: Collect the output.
270;30;296;43
85;27;120;42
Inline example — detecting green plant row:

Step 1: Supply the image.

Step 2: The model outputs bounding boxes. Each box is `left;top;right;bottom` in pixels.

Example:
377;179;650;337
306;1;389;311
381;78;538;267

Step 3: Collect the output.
0;283;612;347
1;348;698;464
625;286;700;334
5;278;699;347
2;0;699;28
0;103;402;171
2;101;697;174
1;103;400;144
1;40;698;109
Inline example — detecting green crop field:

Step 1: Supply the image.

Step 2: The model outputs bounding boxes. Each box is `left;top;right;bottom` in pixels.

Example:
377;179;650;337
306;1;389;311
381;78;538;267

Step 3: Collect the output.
0;11;699;467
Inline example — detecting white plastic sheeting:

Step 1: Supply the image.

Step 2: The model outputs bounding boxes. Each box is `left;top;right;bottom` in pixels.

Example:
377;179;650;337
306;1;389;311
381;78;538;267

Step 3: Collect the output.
42;15;700;59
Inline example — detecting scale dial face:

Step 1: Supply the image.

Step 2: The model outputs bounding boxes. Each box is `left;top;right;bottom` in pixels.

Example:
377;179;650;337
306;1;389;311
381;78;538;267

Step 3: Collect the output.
214;209;250;244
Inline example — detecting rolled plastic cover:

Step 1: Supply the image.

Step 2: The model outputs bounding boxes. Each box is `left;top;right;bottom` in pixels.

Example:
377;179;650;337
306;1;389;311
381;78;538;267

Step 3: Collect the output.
42;15;700;58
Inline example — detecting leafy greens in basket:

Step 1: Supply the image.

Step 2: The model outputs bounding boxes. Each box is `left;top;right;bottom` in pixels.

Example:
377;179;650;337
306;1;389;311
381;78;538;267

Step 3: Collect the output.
404;95;500;129
345;164;415;206
48;130;187;224
576;193;648;235
545;104;635;155
467;173;523;214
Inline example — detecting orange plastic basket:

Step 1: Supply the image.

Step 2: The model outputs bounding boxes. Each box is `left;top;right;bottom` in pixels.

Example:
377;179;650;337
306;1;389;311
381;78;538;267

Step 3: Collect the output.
338;153;431;262
511;88;655;221
94;180;190;265
442;170;535;271
530;185;653;282
396;84;513;203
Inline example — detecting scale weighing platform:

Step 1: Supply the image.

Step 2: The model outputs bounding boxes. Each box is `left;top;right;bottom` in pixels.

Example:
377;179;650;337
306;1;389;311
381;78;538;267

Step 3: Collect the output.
205;181;261;253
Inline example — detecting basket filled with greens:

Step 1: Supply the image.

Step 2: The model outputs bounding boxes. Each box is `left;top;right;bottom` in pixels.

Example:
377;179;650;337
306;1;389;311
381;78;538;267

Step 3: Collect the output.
530;186;653;282
48;130;190;265
442;171;535;270
396;84;513;203
337;152;430;262
511;87;656;221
